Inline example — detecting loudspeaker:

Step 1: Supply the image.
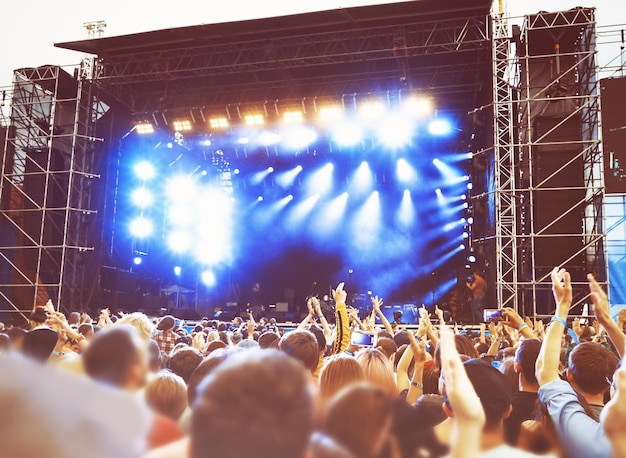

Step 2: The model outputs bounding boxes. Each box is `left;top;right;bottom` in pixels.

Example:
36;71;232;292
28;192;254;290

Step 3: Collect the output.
600;77;626;194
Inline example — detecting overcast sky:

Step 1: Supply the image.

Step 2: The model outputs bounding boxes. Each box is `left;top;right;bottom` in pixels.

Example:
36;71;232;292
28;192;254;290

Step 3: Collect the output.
1;0;624;91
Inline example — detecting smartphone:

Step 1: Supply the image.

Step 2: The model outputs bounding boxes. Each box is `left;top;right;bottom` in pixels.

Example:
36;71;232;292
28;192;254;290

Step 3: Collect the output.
350;332;375;347
282;328;296;334
484;309;503;323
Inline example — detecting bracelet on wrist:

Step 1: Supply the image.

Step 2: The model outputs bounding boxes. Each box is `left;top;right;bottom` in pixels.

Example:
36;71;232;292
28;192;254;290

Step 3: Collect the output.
517;322;528;331
410;380;423;389
551;316;567;328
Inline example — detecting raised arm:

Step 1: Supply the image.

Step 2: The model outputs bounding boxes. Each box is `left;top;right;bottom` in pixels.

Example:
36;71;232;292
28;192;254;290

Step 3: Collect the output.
502;307;538;339
332;282;350;354
312;297;333;347
589;274;625;358
536;267;572;386
371;296;394;336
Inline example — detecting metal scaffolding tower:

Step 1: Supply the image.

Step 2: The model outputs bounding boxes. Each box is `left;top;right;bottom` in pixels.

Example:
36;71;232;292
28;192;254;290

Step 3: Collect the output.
0;66;107;317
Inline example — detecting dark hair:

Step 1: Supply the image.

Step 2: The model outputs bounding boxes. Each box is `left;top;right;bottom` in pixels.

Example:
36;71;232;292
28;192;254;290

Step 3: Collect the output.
434;334;479;369
376;337;398;360
187;348;232;406
568;342;619;395
30;306;48;324
157;316;176;331
68;312;81;326
169;348;203;383
279;330;320;373
83;326;142;387
191;349;313;458
148;339;162;372
206;340;227;353
258;331;280;349
308;326;327;353
78;323;94;338
515;338;541;385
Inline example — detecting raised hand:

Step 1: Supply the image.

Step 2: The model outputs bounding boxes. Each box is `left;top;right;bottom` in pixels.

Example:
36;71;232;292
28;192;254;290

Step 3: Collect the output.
551;267;572;314
371;295;383;312
332;282;347;304
501;307;524;329
435;305;445;323
589;273;610;321
572;318;583;337
310;296;322;316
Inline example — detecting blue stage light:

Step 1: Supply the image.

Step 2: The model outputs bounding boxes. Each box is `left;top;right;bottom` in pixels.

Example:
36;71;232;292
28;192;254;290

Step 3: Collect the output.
133;256;142;265
428;118;453;136
378;114;414;148
398;189;415;226
130;217;153;238
396;159;416;183
167;231;191;253
134;161;156;180
131;188;153;207
257;196;264;202
201;271;216;287
333;122;363;146
174;266;182;276
353;161;373;190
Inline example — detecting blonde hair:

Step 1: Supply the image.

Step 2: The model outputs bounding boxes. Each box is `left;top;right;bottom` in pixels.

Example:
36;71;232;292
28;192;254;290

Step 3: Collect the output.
116;312;155;342
145;371;188;421
319;354;366;405
354;347;397;396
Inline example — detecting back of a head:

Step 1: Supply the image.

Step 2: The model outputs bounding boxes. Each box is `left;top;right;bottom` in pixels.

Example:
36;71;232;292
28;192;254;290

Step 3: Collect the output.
68;312;81;326
83;325;143;388
569;341;619;395
157;315;176;331
187;348;233;406
168;347;203;383
258;331;280;349
308;325;327;353
375;337;398;360
354;347;397;396
319;354;366;404
323;384;393;458
279;329;319;373
78;323;94;340
445;358;512;429
515;338;542;385
22;328;58;363
191;349;314;458
116;312;154;342
145;371;188;421
30;306;48;325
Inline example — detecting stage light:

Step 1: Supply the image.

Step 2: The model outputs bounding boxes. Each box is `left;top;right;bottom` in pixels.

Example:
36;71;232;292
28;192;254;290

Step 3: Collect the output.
201;271;216;287
275;165;303;188
467;217;474;224
282;126;317;149
167;205;193;225
259;131;281;146
167;231;191;253
174;266;182;276
468;255;477;263
460;243;466;250
166;176;196;201
134;161;156;180
133;256;143;265
233;169;240;175
306;163;334;195
130;217;153;238
245;114;264;126
462;232;469;239
403;96;433;117
319;106;343;123
315;192;349;234
131;188;153;207
398;188;415;226
267;167;274;173
396;159;416;183
201;170;208;176
333;122;363;147
135;122;154;135
258;196;264;202
238;137;249;144
358;99;386;120
435;188;442;194
173;120;192;132
428;118;452;136
467;183;473;190
378;114;413;148
283;111;303;123
167;142;174;149
209;117;229;129
353;161;373;189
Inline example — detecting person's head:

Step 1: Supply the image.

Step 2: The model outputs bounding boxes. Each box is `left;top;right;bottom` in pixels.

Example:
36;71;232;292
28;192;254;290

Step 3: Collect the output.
498;357;519;395
145;371;188;421
442;358;512;430
205;339;227;354
168;347;203;384
392;311;403;323
187;348;234;406
29;306;48;327
308;326;327;354
5;328;27;352
191;349;314;458
354;347;397;396
157;315;176;332
258;331;280;349
82;325;148;390
434;334;479;369
568;342;619;396
231;331;242;345
115;312;154;342
515;338;542;387
323;384;393;458
279;330;319;374
319;354;366;406
22;328;58;363
68;312;81;326
148;339;162;372
78;323;94;340
375;337;398;362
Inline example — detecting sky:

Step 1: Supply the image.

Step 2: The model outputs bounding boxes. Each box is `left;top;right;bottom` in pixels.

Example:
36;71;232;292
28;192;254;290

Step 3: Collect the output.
0;0;624;91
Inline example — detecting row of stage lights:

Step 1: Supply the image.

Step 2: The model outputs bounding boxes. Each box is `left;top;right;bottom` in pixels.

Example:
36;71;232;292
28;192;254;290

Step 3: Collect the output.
133;96;455;149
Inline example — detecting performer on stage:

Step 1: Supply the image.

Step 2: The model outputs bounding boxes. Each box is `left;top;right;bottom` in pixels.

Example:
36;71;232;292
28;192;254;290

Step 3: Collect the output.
466;271;487;323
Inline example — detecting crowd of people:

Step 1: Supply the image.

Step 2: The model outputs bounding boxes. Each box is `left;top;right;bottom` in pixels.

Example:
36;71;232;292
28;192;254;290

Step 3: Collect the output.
1;271;626;458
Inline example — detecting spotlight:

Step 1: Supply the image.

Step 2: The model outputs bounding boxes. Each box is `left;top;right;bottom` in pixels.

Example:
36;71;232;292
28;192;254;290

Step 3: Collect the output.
467;217;474;224
435;188;442;194
396;159;415;183
467;183;473;190
468;255;477;263
283;111;303;123
134;161;156;181
245;114;264;126
133;256;143;265
358;100;386;120
130;217;153;238
319;106;343;122
403;96;433;117
259;131;281;146
201;271;216;287
460;243;466;250
131;188;153;207
167;142;174;149
238;137;249;144
378;114;414;148
173;120;192;132
233;169;240;175
201;170;208;176
462;232;469;239
267;167;274;173
135;122;154;135
333;122;363;146
209;117;229;129
257;196;264;202
167;231;191;253
174;266;182;276
428;118;452;136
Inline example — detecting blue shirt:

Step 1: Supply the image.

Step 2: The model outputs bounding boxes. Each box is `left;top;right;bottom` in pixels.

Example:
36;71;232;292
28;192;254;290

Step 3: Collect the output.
538;380;610;458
